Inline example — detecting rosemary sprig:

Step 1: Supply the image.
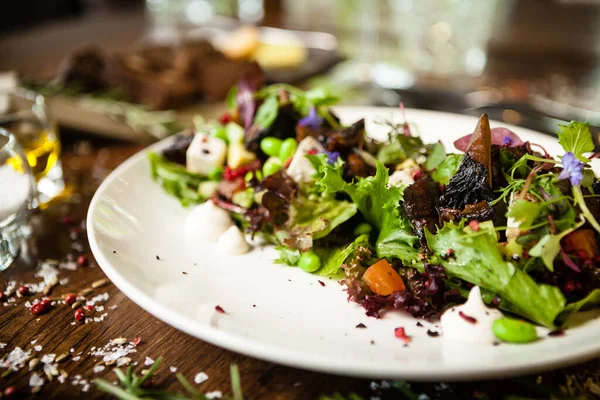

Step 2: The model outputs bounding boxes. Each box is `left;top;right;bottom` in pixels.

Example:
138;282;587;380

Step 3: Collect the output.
94;356;244;400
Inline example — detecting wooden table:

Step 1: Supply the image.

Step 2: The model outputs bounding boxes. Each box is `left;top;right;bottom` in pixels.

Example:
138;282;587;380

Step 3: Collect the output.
0;134;597;400
1;5;600;400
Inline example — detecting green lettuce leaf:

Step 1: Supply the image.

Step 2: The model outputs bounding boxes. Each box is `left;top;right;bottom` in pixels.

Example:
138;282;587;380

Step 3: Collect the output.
426;220;566;328
148;152;206;206
310;155;419;264
274;247;301;266
431;154;463;185
557;289;600;325
557;121;595;162
315;234;371;276
288;194;358;240
423;142;446;171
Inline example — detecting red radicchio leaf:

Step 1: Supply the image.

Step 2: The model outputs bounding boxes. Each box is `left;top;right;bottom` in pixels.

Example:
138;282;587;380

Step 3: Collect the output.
454;127;524;152
236;64;264;131
561;250;582;273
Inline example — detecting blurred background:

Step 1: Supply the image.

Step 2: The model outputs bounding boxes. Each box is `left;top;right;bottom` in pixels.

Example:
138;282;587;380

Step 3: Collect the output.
0;0;599;142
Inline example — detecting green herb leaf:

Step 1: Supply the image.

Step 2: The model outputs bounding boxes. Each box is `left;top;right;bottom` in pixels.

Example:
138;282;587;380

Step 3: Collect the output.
506;199;542;230
226;85;238;110
529;219;583;271
254;95;280;129
431;154;463;185
423;142;446;171
557;121;594;162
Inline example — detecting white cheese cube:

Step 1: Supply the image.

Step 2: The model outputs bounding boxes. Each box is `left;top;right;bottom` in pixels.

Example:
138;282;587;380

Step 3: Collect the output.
186;134;227;175
286;137;324;183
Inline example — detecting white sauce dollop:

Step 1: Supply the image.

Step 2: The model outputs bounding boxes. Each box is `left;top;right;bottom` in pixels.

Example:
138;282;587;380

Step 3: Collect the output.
440;286;503;344
217;226;250;255
184;201;233;242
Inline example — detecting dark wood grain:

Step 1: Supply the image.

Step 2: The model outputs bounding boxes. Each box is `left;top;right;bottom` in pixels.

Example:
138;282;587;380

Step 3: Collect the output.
1;5;599;400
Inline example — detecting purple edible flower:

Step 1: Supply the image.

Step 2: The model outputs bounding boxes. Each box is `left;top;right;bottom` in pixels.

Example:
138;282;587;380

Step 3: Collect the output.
558;152;584;186
502;136;513;146
325;151;340;165
298;107;324;130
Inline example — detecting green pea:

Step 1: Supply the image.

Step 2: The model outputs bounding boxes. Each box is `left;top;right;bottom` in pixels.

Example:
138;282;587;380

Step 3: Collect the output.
262;158;282;177
492;317;538;343
260;137;283;157
353;223;372;236
278;137;298;162
298;251;321;273
210;126;228;143
208;166;223;181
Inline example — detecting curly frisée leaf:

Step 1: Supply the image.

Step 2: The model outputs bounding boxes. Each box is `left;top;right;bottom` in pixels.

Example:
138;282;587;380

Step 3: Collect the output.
426;220;566;328
557;121;595;162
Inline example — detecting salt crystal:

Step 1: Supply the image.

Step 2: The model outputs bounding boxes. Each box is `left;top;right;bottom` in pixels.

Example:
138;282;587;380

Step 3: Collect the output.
58;375;66;384
194;372;208;384
145;357;154;366
206;391;222;399
34;345;42;352
70;348;74;353
0;347;31;370
0;165;31;221
86;292;109;306
0;342;6;349
170;366;178;373
82;383;90;392
59;278;70;285
72;356;81;362
24;301;32;308
71;321;76;325
59;261;77;271
29;372;45;387
93;365;106;373
41;354;55;364
109;305;118;309
30;339;36;345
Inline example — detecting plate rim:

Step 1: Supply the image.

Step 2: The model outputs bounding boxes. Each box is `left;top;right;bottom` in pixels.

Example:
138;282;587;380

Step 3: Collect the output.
88;106;600;381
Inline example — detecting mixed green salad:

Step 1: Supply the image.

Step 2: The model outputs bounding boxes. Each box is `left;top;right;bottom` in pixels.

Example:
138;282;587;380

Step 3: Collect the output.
149;77;600;336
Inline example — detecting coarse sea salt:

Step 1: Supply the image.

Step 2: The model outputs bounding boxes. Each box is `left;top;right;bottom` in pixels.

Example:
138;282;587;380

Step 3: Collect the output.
0;347;31;370
145;356;155;366
29;372;44;387
0;165;31;221
34;345;42;352
205;391;222;399
194;372;208;384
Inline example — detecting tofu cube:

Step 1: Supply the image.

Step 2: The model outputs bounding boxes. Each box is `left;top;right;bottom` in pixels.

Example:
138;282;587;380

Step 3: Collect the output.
186;134;227;175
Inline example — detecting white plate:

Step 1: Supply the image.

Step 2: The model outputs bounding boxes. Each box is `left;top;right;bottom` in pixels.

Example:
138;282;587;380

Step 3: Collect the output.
88;107;600;381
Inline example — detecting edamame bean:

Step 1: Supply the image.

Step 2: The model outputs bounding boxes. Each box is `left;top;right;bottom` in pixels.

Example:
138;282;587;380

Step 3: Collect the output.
263;158;282;177
492;317;538;343
260;137;283;157
279;138;298;162
298;251;321;272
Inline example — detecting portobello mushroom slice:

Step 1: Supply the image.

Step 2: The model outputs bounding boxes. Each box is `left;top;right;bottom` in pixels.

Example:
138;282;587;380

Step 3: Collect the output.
437;114;495;223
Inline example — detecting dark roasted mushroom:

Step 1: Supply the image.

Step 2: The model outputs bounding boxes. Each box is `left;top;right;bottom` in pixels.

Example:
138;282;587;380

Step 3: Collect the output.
403;176;441;246
437;114;495;223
